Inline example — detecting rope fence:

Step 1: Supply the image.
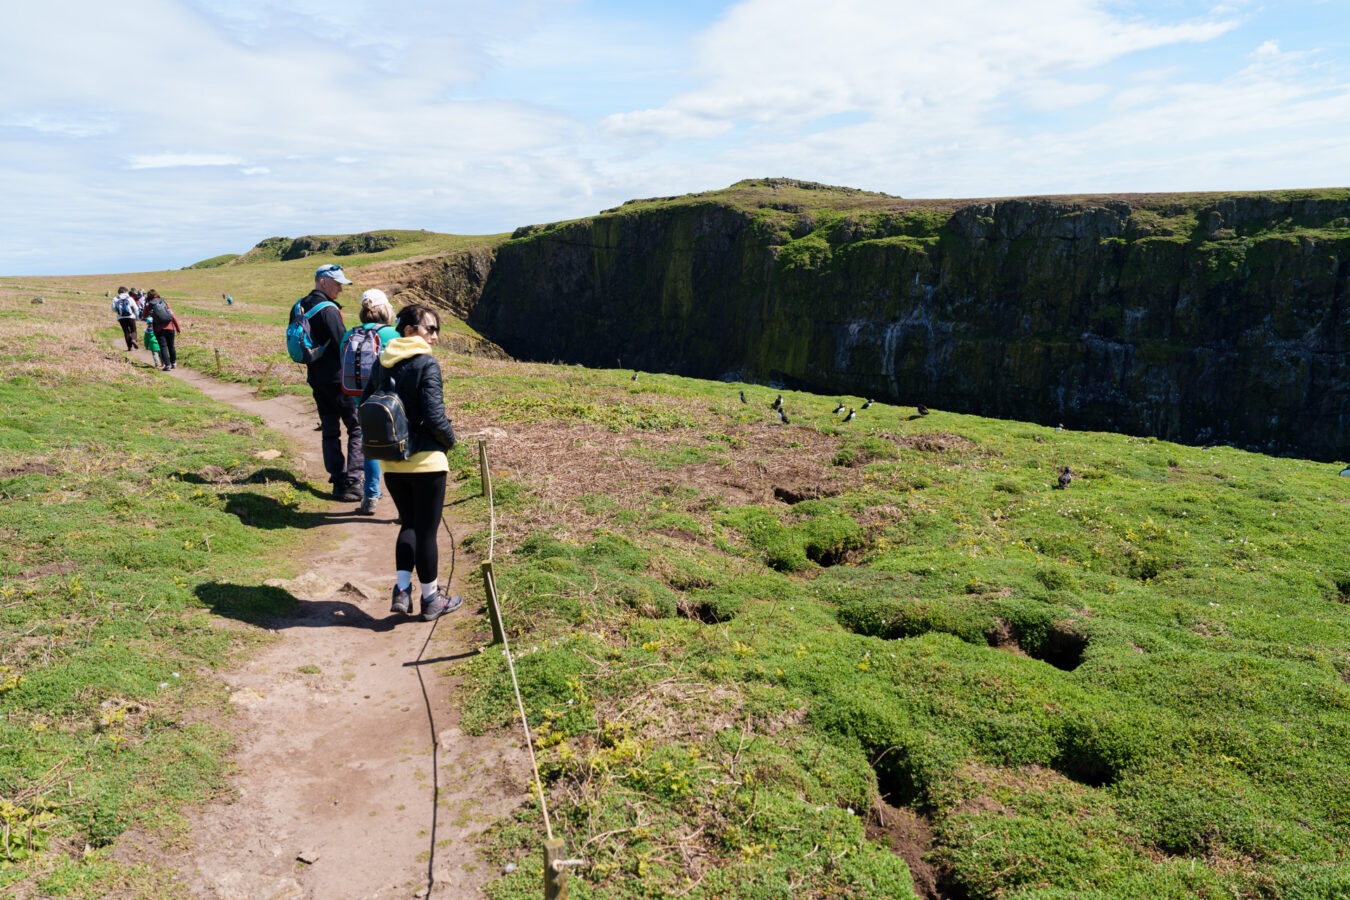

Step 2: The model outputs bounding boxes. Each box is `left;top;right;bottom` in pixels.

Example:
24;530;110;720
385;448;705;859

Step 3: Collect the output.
478;438;579;899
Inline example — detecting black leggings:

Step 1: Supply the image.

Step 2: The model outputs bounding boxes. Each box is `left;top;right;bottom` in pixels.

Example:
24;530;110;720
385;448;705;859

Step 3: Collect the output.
118;318;138;349
154;329;176;367
384;471;447;583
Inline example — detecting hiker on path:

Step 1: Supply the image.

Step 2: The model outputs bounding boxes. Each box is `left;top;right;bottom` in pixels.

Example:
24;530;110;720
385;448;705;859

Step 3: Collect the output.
222;292;233;306
142;290;180;370
342;289;400;516
361;303;460;621
300;263;364;501
111;286;140;350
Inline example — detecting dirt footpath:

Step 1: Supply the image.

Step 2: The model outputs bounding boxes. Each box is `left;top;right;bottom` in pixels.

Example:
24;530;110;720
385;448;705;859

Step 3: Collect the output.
121;360;529;899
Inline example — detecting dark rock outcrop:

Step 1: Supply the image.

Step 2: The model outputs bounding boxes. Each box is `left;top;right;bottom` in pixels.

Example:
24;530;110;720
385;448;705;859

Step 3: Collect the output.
464;180;1350;460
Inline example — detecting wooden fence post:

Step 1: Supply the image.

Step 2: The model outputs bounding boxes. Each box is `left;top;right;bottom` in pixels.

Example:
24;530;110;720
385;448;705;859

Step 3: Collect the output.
214;348;222;374
481;561;505;645
543;838;568;900
478;439;492;498
255;361;274;397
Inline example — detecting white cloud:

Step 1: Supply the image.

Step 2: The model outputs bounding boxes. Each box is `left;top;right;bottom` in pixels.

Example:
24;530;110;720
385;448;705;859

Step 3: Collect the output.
0;0;1347;275
127;153;247;169
2;113;116;137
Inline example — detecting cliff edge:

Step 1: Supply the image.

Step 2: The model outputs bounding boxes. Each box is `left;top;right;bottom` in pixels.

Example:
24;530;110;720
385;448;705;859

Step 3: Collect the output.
463;180;1349;461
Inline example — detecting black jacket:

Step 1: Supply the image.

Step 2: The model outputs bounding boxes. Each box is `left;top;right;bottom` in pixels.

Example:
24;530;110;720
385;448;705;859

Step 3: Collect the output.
298;289;347;386
361;351;456;456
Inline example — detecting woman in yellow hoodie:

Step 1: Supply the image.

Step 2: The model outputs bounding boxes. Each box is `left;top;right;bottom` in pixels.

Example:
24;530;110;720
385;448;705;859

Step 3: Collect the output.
364;304;460;620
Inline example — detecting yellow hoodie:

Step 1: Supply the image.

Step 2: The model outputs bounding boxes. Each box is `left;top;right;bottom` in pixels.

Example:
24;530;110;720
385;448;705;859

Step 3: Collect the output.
376;336;449;475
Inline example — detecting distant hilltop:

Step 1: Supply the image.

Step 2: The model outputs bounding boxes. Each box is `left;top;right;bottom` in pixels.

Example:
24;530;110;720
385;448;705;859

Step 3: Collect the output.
184;230;440;269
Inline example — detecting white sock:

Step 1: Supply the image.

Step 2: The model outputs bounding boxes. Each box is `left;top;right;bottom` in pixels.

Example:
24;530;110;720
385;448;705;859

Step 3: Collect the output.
397;571;412;590
421;581;439;600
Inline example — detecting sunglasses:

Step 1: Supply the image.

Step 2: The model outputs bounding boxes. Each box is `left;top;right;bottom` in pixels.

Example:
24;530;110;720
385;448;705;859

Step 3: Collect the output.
420;323;439;335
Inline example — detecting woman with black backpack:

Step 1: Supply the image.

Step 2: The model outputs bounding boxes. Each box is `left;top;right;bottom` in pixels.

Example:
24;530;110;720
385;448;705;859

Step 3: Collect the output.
142;290;181;370
360;304;459;621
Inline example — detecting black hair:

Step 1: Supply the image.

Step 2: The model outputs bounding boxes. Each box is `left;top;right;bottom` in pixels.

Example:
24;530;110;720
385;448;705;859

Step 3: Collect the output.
395;304;440;336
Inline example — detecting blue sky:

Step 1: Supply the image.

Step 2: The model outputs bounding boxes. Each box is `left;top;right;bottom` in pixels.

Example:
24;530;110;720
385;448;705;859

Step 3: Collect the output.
1;0;1347;275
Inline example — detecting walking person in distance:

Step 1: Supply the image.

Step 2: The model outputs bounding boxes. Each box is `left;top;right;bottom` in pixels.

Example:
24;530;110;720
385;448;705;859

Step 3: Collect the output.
361;303;460;620
142;290;180;370
299;263;364;501
111;286;140;350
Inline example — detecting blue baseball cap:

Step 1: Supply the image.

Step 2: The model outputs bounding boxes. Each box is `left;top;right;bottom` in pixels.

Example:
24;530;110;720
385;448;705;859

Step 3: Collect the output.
315;263;353;285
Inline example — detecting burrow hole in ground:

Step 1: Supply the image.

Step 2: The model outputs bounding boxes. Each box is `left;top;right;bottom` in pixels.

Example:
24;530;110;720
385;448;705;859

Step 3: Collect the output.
986;618;1087;672
869;752;966;900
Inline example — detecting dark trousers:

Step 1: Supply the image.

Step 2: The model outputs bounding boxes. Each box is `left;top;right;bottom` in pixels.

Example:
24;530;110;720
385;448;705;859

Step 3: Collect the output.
117;318;138;350
154;328;176;366
384;472;447;583
311;383;363;489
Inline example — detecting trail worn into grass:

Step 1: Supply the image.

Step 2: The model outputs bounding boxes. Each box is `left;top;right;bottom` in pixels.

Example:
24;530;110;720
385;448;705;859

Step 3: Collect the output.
118;359;528;899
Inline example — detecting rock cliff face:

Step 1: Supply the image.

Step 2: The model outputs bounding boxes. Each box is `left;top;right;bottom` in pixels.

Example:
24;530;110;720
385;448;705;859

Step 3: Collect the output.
467;181;1350;460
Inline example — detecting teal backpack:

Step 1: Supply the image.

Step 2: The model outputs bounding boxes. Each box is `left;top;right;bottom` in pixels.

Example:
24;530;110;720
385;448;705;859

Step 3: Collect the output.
286;299;336;363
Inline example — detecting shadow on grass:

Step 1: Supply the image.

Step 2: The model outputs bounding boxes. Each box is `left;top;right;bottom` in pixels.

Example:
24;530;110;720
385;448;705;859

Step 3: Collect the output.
195;581;405;632
220;490;372;529
172;468;331;500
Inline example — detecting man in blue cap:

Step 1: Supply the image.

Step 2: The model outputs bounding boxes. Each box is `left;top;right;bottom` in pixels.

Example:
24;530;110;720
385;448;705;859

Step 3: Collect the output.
301;263;363;501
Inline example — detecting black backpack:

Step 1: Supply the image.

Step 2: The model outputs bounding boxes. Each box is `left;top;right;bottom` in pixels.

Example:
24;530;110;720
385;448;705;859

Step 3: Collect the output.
358;365;411;461
147;298;173;327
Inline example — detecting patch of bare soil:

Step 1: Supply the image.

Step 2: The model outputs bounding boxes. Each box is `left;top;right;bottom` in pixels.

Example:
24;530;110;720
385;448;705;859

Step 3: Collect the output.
459;420;859;549
111;354;530;899
866;799;945;900
887;431;978;453
984;618;1029;657
0;461;60;478
16;560;78;580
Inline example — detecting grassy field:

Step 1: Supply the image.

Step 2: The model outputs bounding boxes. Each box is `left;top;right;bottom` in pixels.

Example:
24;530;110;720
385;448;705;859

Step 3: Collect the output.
0;284;337;895
3;241;1349;899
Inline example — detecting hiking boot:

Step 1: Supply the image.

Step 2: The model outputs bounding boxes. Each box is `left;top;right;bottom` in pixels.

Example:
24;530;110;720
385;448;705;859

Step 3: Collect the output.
356;496;378;516
390;585;412;615
421;589;462;621
335;481;363;502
